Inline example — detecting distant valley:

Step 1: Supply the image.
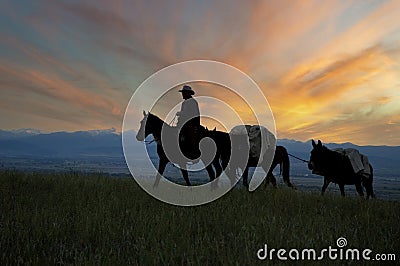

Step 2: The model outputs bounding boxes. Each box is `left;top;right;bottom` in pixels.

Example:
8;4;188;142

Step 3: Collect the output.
0;128;399;177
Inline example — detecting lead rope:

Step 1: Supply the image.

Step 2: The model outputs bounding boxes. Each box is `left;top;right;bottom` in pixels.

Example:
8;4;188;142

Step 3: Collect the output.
288;153;309;163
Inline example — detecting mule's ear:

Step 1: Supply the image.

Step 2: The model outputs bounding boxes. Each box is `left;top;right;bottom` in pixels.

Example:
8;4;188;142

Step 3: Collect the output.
318;140;322;147
143;110;147;116
312;139;316;148
213;127;216;131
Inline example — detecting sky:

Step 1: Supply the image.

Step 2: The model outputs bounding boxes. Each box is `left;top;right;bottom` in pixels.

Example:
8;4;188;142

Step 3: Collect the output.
0;0;400;145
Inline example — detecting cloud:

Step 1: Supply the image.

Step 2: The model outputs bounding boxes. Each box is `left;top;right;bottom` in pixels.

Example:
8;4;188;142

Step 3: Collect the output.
267;44;400;144
0;55;124;130
1;1;400;145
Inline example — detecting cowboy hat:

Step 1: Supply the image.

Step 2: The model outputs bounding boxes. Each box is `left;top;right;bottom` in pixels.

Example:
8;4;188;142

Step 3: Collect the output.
178;85;195;95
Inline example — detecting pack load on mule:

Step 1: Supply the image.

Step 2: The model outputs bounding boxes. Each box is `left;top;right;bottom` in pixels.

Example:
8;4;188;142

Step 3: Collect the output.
331;148;371;178
229;125;276;163
311;146;371;179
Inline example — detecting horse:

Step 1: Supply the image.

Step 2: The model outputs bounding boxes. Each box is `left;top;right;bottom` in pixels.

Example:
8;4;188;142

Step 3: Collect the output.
308;139;375;199
207;129;294;188
136;111;220;186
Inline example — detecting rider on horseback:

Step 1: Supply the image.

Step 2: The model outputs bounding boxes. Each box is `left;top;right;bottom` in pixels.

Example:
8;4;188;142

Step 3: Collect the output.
176;85;201;158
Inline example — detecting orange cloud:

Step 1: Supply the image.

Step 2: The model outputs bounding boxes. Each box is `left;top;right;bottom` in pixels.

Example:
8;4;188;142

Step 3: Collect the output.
0;61;123;130
265;44;400;144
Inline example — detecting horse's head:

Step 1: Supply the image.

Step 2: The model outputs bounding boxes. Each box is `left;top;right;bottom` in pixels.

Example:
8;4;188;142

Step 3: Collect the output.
136;110;150;141
136;111;163;142
308;139;328;175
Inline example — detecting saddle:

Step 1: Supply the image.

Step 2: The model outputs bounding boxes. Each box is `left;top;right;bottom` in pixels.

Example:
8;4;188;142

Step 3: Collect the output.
179;125;202;160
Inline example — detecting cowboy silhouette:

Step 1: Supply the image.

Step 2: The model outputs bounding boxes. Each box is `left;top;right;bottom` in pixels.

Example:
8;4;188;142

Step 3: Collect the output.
176;85;200;158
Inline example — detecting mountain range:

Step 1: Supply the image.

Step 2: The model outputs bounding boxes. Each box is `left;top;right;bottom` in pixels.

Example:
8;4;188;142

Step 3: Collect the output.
0;128;124;157
0;128;399;176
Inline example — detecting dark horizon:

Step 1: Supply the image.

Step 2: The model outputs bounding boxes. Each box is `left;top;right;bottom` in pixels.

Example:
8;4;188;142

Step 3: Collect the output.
1;127;400;148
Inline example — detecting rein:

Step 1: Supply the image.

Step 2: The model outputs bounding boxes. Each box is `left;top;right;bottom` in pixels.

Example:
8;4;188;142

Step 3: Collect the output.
288;153;309;163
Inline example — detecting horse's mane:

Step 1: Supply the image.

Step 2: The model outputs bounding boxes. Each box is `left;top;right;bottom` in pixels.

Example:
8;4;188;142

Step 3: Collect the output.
148;113;164;125
321;145;342;159
144;113;170;140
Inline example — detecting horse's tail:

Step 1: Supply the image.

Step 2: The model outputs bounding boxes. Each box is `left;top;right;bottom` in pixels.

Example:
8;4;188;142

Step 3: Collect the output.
367;163;376;199
279;146;291;186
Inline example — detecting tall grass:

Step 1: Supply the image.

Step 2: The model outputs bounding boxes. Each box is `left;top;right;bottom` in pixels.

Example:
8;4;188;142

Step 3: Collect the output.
1;170;399;265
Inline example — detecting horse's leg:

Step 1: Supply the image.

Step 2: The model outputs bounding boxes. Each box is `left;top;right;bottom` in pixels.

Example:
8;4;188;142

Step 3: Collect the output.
283;174;294;188
355;182;364;198
364;181;375;199
262;162;277;188
154;158;168;188
242;167;249;188
365;181;376;199
364;166;376;199
370;189;376;199
212;157;223;178
267;172;277;188
321;177;330;196
264;173;270;186
227;167;237;187
205;164;216;182
179;164;191;186
339;183;345;197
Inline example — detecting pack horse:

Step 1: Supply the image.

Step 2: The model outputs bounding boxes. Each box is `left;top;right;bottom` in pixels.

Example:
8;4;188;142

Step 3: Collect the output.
308;140;375;199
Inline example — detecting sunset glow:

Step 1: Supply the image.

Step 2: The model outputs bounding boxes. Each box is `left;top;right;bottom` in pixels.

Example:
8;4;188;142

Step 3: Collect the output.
1;0;400;145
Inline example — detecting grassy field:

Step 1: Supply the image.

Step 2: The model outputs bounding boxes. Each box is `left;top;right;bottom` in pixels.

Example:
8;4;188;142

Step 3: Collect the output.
1;170;399;265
